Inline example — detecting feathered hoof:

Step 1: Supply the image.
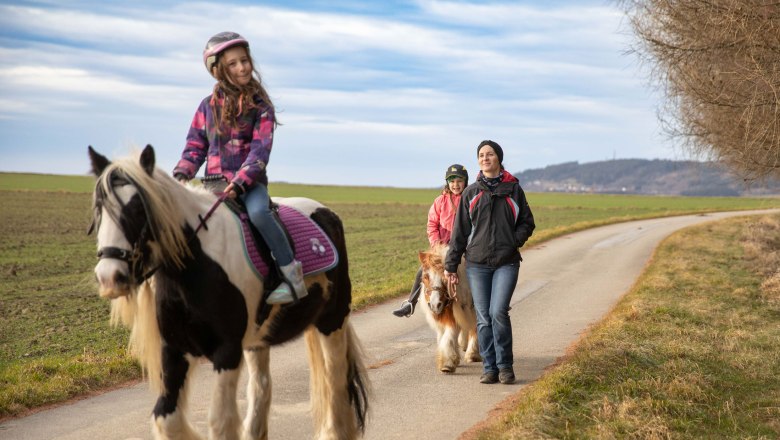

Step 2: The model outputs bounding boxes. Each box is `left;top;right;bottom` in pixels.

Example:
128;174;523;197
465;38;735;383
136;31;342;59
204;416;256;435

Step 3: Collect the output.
440;365;455;373
466;353;482;363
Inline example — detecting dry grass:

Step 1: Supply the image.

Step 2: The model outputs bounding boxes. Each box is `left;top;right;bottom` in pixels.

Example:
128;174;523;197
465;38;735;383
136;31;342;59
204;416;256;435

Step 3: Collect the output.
469;214;780;439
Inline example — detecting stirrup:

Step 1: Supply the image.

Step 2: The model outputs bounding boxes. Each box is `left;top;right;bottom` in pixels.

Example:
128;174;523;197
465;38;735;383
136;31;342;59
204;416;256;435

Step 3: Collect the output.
266;261;307;305
392;300;414;317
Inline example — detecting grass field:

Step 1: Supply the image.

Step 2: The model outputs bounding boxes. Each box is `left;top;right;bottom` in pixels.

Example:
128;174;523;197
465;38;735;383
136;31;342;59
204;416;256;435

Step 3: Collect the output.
1;172;779;420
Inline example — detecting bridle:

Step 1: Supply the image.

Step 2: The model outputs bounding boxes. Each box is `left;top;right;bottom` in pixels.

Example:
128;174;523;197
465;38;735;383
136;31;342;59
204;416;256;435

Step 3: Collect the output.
90;170;226;287
426;284;455;308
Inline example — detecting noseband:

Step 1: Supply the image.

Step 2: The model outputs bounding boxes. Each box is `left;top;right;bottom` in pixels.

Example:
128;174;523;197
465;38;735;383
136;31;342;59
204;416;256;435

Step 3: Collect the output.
96;225;154;284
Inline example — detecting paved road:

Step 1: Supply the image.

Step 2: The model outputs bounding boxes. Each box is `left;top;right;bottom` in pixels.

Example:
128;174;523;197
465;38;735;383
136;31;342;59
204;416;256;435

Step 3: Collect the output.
2;210;774;440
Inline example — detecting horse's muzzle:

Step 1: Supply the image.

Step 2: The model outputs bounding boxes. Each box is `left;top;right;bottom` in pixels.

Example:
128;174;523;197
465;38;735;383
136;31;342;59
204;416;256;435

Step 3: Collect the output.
94;261;133;299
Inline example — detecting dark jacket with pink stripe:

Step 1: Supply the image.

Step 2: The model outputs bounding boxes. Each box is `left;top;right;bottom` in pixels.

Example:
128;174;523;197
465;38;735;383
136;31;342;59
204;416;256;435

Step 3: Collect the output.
445;169;535;272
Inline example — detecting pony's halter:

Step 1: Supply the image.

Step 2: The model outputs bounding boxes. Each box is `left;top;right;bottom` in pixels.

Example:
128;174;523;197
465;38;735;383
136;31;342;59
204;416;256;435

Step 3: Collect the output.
425;284;455;308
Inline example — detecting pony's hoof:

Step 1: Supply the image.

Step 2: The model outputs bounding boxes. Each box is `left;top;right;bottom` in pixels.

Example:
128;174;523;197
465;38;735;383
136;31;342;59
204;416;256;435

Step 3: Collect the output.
440;366;455;373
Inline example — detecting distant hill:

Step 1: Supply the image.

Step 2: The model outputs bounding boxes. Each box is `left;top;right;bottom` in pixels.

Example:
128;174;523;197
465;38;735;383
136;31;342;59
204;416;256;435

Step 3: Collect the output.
514;159;780;196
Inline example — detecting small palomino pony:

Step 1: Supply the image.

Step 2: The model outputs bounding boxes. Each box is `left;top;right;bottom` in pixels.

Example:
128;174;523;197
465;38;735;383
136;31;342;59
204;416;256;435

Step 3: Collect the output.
418;244;480;373
88;145;369;440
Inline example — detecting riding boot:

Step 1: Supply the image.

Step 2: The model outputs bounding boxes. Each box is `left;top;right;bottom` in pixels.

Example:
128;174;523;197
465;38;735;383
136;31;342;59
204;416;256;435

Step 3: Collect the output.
266;260;308;304
392;286;421;317
392;267;423;317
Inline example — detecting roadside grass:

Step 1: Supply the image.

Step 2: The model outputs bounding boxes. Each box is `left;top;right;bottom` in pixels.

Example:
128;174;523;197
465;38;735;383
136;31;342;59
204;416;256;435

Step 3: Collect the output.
468;214;780;439
1;173;779;419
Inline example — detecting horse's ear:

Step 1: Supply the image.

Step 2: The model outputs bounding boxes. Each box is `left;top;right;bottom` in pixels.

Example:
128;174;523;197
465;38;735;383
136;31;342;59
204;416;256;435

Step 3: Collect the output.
88;146;110;177
140;144;155;176
418;251;428;265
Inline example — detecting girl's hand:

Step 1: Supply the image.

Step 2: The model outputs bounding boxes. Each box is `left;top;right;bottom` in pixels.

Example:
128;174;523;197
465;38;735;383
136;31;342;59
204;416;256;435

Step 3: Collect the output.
224;183;238;199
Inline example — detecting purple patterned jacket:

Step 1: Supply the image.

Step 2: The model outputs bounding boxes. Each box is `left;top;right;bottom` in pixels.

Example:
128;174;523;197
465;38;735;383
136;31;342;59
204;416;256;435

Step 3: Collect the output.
173;93;275;191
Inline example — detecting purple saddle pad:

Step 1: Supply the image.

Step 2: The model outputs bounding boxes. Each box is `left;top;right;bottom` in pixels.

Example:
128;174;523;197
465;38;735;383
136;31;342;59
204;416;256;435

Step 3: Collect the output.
237;204;338;278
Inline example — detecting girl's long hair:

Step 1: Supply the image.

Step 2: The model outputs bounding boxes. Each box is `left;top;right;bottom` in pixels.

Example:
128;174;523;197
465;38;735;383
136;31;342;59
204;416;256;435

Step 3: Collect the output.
210;46;276;134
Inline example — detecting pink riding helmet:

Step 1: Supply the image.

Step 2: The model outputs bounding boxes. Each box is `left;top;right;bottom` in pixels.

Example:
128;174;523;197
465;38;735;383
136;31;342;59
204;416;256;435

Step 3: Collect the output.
203;31;249;75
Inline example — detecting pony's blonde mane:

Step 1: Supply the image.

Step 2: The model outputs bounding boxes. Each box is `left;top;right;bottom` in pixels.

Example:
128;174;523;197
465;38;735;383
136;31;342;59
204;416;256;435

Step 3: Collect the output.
96;156;191;269
96;152;204;394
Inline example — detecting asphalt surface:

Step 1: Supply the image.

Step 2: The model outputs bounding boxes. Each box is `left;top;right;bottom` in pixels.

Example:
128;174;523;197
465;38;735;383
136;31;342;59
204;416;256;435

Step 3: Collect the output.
2;210;774;440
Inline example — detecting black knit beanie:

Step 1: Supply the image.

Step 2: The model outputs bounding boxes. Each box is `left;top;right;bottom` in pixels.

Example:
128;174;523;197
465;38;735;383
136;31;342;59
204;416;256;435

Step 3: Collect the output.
477;140;503;164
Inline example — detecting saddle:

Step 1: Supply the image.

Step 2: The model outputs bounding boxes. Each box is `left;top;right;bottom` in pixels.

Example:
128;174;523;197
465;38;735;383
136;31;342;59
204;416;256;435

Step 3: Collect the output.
202;175;338;282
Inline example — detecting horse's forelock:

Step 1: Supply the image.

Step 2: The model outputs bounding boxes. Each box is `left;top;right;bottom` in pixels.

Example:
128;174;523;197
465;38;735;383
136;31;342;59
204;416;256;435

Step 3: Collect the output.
98;156;191;268
92;165;128;233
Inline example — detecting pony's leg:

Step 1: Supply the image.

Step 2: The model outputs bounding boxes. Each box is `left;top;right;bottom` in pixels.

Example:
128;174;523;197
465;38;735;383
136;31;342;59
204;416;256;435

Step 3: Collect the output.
208;366;242;440
458;326;468;352
242;347;271;440
305;324;368;440
152;348;203;440
456;305;482;363
465;327;482;363
437;323;461;373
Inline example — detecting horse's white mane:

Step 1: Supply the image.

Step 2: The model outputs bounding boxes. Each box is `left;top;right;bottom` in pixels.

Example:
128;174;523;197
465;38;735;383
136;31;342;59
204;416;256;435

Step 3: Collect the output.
97;155;194;269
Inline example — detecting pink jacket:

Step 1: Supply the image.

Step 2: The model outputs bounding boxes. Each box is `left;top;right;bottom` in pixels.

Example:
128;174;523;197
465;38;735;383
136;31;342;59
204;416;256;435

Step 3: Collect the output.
427;191;461;247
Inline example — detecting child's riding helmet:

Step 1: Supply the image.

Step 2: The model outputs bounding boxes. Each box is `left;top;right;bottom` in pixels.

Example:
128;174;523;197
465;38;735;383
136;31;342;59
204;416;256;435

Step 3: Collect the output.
203;31;249;76
445;164;468;183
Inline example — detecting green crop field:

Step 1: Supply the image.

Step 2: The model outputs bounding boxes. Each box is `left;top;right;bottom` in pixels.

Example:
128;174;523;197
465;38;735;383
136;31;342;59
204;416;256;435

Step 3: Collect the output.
1;172;779;418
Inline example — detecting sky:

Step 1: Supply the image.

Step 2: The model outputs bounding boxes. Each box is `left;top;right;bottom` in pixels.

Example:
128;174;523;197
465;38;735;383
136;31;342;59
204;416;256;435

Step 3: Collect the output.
0;0;684;188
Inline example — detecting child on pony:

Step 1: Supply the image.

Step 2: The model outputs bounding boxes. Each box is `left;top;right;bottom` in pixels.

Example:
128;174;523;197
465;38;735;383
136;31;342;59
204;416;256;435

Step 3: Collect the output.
173;31;305;305
392;164;468;317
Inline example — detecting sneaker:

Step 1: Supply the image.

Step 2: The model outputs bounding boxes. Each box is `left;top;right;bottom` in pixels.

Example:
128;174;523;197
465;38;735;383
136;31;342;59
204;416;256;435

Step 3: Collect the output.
479;371;498;384
266;260;307;304
499;367;515;384
392;301;414;317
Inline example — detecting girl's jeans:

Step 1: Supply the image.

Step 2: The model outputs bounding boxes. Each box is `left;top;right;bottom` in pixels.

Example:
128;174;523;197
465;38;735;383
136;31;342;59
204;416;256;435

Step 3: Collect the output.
466;262;519;373
242;184;294;266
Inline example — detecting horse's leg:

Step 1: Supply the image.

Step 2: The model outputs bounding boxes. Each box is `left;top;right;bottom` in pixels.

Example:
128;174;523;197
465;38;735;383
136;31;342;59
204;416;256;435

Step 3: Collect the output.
242;347;271;440
456;305;482;363
152;348;202;440
434;322;448;372
465;326;482;363
437;322;461;373
208;347;244;440
305;324;366;440
458;325;468;352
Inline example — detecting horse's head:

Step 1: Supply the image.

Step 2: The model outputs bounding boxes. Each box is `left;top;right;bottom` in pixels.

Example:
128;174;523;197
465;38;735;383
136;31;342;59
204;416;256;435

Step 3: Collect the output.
88;145;189;298
418;246;453;315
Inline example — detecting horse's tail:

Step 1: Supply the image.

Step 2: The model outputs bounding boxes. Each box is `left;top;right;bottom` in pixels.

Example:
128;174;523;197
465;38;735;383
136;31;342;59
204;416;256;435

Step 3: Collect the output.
110;280;164;394
306;319;371;439
345;322;370;434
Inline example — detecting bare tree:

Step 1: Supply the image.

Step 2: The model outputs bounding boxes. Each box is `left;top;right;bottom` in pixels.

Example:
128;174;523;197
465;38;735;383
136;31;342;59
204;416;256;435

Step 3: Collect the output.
618;0;780;181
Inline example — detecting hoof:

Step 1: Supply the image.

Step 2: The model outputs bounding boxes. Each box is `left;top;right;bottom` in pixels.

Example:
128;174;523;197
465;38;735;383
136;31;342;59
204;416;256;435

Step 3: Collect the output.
466;354;482;363
440;366;455;373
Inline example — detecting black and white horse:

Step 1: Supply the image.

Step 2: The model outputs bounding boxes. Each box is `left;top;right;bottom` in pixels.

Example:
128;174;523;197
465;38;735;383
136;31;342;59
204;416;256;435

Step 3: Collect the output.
88;145;369;440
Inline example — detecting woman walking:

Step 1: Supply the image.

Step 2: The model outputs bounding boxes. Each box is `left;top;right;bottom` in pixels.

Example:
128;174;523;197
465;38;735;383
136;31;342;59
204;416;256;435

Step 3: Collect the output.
444;140;535;384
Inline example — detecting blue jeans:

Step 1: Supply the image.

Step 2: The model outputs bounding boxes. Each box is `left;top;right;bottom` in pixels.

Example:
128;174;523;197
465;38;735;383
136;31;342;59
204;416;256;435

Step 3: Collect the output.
242;184;294;266
466;262;519;373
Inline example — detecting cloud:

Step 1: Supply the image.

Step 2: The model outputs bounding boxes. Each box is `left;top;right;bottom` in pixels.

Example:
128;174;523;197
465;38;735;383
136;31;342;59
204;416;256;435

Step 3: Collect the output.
0;1;669;187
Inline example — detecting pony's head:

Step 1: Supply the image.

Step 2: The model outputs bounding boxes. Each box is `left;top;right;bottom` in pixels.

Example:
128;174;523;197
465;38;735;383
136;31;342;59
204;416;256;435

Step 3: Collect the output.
88;145;190;299
418;245;454;315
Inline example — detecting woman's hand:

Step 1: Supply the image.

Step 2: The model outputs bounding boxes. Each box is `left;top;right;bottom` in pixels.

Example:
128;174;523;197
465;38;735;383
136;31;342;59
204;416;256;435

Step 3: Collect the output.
444;270;459;299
